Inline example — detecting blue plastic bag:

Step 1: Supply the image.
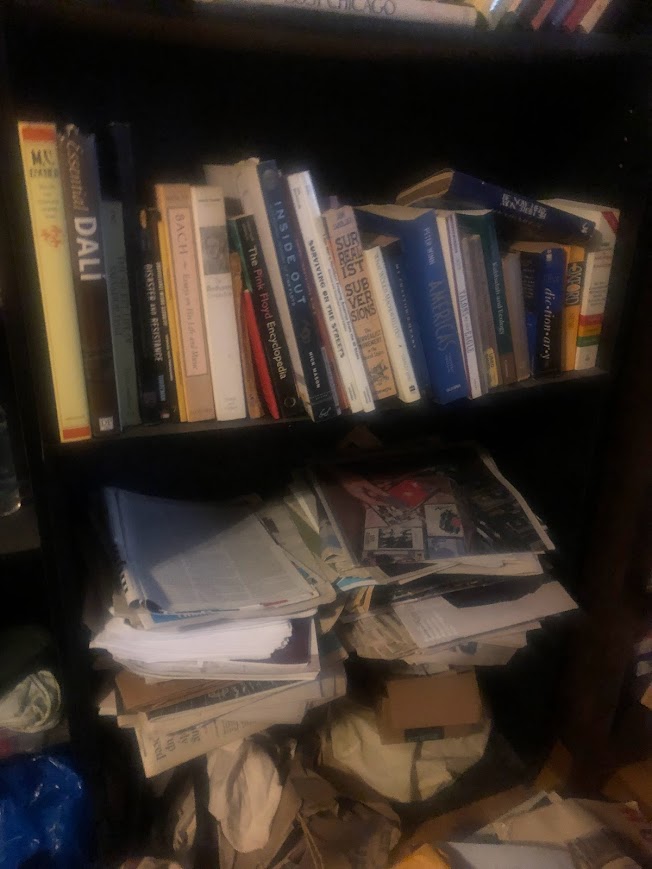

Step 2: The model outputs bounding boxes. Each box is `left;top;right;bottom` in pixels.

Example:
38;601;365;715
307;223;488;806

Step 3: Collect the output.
0;748;93;868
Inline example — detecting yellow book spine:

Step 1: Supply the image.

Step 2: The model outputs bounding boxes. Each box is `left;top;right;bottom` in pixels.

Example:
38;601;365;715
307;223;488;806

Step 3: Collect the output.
562;245;585;372
156;218;188;423
155;183;215;423
18;121;91;442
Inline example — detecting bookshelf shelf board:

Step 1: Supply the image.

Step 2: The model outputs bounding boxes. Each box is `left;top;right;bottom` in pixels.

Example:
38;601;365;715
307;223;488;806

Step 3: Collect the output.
0;502;40;556
50;367;607;450
7;0;649;62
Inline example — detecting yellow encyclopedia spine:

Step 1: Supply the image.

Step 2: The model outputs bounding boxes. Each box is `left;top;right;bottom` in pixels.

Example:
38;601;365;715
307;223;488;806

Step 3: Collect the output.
562;245;585;372
18;121;91;442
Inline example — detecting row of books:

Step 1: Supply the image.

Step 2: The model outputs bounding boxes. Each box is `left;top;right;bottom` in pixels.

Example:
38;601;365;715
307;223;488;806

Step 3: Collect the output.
18;122;618;443
197;0;619;34
469;0;619;30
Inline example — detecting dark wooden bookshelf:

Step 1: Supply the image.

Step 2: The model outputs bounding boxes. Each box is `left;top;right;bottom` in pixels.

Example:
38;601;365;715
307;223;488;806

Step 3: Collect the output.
48;367;608;448
0;0;651;862
0;502;39;555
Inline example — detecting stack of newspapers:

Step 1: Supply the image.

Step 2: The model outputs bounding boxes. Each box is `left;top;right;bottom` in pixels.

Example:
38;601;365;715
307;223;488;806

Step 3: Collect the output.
91;443;577;776
92;488;345;776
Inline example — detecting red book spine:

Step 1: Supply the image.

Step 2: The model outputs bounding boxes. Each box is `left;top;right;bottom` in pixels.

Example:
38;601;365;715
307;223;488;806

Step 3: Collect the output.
562;0;594;29
243;291;279;420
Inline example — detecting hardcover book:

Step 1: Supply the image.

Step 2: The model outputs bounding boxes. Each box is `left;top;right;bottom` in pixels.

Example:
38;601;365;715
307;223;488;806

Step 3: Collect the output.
375;234;430;395
58;124;119;436
205;159;308;410
258;161;339;421
190;186;246;422
461;233;500;391
323;206;397;402
228;218;279;419
501;252;531;382
289;171;373;414
363;241;420;404
155;183;215;422
197;0;478;26
103;123;160;421
561;245;585;372
356;204;468;404
455;209;516;385
231;214;301;418
157;216;188;422
101;201;141;427
18;121;91;442
397;169;596;245
544;198;619;370
228;250;264;419
511;242;567;376
138;208;178;421
438;212;483;398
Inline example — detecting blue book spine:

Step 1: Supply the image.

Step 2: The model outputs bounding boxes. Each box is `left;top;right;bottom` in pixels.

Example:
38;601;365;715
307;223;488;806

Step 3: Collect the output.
520;249;565;376
379;240;430;395
258;161;338;421
536;248;565;375
356;209;468;404
548;0;576;27
519;251;539;372
447;172;595;244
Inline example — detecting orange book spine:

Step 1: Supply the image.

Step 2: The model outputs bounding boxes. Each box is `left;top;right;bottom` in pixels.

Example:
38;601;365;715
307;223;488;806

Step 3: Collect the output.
155;184;214;422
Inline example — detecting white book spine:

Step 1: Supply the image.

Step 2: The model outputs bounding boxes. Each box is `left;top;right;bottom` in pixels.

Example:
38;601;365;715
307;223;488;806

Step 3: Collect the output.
443;215;483;399
579;0;613;31
231;159;308;408
101;201;141;427
190;186;246;421
287;171;363;413
364;247;419;404
197;0;477;27
575;253;598;370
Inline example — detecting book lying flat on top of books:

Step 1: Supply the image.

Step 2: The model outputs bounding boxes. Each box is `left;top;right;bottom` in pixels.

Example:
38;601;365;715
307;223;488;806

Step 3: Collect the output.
310;444;553;581
396;169;596;244
104;487;319;614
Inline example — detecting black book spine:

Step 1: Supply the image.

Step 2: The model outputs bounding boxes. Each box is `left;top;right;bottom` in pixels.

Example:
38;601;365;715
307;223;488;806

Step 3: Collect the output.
105;123;161;421
258;162;338;421
235;214;301;418
138;208;176;420
58;125;119;436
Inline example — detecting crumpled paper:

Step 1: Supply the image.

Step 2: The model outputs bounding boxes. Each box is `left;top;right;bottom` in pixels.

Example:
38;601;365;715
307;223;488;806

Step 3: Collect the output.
207;738;283;853
218;751;400;869
0;669;61;733
320;701;490;803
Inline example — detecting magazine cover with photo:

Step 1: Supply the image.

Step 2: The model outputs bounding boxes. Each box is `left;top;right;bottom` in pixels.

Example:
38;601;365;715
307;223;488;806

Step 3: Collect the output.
310;445;552;574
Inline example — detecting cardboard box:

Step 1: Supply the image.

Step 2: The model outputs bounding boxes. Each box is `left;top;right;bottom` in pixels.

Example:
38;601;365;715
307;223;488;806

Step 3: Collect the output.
376;670;483;744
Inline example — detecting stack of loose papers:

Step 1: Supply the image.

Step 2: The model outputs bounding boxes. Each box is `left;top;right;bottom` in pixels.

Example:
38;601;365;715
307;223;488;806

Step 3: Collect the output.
300;444;577;672
91;487;344;776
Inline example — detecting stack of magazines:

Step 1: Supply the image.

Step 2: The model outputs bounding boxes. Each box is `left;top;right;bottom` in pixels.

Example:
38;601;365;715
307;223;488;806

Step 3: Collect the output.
91;442;577;776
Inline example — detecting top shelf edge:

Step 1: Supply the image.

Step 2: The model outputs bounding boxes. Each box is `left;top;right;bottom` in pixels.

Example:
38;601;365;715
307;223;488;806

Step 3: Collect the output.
5;0;651;62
